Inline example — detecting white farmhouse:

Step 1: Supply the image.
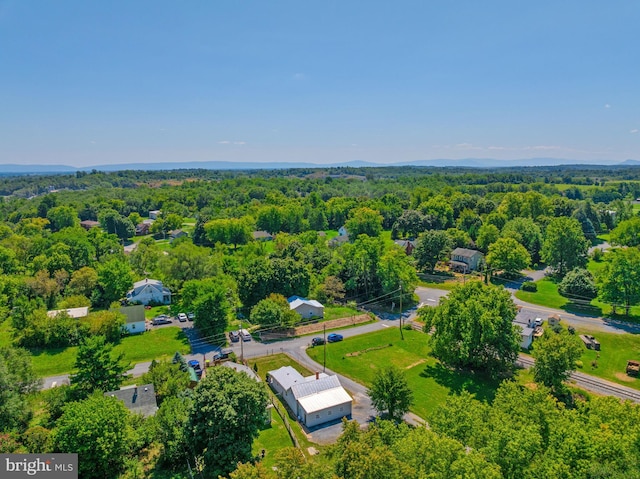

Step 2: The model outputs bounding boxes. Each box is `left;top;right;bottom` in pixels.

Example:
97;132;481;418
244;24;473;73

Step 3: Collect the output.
268;366;352;428
127;279;171;305
287;296;324;319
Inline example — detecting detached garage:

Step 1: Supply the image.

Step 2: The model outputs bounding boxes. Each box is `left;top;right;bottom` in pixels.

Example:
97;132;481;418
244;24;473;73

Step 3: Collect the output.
268;366;352;428
287;296;324;319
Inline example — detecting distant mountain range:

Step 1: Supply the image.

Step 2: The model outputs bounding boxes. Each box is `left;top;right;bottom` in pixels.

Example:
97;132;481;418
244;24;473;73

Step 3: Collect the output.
0;158;639;174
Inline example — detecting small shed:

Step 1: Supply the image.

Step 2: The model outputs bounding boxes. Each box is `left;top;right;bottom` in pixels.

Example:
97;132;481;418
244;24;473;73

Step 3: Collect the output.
149;210;161;220
548;314;562;327
515;324;534;349
80;220;100;230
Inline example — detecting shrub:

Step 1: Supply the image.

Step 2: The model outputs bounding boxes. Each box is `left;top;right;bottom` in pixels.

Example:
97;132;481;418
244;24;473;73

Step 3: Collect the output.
558;268;598;300
575;360;583;368
522;281;538;292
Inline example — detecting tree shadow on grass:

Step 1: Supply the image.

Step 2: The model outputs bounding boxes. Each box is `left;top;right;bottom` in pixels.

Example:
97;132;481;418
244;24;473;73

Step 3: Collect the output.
420;363;501;403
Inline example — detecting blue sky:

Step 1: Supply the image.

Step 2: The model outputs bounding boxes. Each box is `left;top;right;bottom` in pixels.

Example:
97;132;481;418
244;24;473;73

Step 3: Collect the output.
0;1;638;166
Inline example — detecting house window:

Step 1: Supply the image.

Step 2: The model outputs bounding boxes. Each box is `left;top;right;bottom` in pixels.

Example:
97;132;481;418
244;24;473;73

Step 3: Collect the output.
340;407;343;412
327;410;331;415
316;414;320;419
131;325;136;330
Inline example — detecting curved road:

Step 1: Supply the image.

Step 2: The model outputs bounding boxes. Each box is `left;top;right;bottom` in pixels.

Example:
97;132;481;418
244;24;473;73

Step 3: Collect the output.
43;285;640;412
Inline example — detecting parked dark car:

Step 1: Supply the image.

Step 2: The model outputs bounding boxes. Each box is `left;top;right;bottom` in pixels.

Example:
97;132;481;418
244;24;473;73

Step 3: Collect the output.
187;312;195;321
213;350;230;361
327;333;343;343
229;330;240;342
312;337;325;346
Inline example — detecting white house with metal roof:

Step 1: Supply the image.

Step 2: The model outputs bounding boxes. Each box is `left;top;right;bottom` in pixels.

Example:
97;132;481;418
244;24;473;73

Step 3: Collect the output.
268;366;352;428
287;296;324;319
126;278;171;305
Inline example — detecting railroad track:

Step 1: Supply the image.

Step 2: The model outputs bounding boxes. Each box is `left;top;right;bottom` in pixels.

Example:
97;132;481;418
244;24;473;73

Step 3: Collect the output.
517;354;640;403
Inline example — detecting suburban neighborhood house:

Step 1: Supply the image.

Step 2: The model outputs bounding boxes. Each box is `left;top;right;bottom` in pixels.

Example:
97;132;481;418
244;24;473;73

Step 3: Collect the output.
288;296;324;319
394;239;416;255
127;278;171;305
119;304;147;334
252;230;274;241
449;247;484;273
105;384;158;417
267;366;352;428
46;307;89;319
513;317;535;349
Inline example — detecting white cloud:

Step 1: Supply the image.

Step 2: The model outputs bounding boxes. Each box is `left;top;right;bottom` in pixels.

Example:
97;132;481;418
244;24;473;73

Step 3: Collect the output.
218;140;230;144
631;129;639;134
293;73;305;80
233;141;246;145
604;103;611;109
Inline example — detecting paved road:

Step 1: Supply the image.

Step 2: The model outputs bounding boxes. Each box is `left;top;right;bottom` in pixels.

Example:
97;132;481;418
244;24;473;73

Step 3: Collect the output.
42;283;640;434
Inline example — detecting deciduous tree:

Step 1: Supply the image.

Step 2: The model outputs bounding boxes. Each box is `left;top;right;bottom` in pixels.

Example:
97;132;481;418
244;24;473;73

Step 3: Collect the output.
70;335;129;398
52;394;130;479
414;230;451;273
541;216;589;276
345;207;383;238
186;367;268;478
531;328;583;396
420;281;520;376
599;248;640;315
367;366;413;422
486;237;530;276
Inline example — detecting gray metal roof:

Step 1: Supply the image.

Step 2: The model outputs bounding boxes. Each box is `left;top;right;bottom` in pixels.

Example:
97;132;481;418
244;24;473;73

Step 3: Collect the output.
291;375;341;400
105;384;158;417
268;366;305;392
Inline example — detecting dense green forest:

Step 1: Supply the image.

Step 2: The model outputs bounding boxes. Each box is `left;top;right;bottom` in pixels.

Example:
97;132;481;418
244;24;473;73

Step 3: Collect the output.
3;165;640;478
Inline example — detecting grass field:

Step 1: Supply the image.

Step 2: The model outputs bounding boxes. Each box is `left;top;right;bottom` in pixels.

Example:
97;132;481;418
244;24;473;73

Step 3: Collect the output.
323;305;360;321
253;403;295;468
307;328;503;419
250;354;317;454
29;327;191;377
574;327;640;389
515;276;640;320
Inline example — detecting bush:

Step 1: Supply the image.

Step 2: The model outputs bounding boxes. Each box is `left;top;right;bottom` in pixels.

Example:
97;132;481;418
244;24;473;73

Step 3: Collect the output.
591;248;604;262
522;281;538;292
558;268;598;300
575;360;583;368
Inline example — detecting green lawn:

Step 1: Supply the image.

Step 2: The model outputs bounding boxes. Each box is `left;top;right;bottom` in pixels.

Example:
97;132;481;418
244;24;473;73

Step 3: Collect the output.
306;328;503;419
253;404;295;468
30;327;191;377
250;354;317;453
515;276;640;320
323;305;360;321
145;305;172;320
574;327;640;390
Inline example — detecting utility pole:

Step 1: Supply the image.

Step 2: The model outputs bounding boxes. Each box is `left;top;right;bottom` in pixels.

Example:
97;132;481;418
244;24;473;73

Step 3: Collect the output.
399;282;404;340
240;320;244;363
323;323;327;372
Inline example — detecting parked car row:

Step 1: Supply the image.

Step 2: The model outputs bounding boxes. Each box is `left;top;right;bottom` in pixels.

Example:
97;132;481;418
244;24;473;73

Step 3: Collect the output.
229;329;252;342
312;333;343;346
150;312;195;325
